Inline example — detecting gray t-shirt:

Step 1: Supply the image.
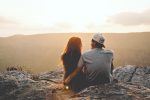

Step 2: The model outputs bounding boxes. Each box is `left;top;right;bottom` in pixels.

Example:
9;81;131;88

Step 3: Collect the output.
78;48;113;84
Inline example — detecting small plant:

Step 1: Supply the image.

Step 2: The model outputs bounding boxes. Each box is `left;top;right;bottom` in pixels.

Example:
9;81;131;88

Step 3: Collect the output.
6;66;23;71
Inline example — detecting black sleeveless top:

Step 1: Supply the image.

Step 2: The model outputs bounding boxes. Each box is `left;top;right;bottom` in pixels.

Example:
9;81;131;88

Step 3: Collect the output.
62;52;81;79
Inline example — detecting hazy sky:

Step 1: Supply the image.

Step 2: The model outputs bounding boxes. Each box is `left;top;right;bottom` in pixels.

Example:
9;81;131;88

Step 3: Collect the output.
0;0;150;37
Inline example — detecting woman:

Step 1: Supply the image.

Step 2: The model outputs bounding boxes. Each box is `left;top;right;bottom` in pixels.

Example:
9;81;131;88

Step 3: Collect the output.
61;37;85;92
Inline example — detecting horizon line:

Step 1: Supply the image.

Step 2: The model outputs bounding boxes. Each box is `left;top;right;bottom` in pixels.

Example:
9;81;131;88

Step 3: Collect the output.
0;31;150;38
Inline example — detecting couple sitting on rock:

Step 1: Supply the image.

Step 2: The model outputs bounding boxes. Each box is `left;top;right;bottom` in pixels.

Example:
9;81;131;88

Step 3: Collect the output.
61;33;114;92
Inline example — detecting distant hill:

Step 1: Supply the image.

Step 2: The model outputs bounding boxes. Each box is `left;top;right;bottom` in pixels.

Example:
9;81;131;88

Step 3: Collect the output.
0;32;150;73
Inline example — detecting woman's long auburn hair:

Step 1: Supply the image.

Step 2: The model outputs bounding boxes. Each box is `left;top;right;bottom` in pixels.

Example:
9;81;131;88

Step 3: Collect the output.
61;37;82;77
64;37;82;54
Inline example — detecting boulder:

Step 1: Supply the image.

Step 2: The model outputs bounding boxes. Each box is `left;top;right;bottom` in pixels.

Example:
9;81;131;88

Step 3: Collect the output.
113;65;150;88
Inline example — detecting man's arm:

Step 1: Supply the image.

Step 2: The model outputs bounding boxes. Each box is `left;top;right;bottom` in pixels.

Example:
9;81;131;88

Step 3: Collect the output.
64;56;84;84
64;66;83;84
111;62;114;74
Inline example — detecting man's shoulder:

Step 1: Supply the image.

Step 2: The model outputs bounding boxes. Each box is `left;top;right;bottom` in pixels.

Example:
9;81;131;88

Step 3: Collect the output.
82;49;114;57
103;49;114;54
82;49;93;56
82;49;114;55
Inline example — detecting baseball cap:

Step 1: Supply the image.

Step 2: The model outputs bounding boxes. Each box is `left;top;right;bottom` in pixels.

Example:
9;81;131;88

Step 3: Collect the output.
92;33;105;44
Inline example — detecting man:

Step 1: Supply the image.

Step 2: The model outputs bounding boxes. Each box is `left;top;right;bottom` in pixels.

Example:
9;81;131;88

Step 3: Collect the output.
64;33;114;87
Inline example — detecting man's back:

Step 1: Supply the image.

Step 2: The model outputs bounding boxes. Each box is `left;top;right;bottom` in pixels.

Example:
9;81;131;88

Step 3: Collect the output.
78;48;113;85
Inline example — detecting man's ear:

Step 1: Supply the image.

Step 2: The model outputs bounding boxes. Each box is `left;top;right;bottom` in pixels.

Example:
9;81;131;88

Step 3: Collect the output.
91;41;96;48
91;42;94;49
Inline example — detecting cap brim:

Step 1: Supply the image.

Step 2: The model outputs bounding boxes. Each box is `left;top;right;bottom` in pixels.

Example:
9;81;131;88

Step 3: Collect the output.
102;44;105;48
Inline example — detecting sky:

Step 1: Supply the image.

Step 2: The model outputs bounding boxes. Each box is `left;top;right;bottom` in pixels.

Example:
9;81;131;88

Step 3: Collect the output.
0;0;150;37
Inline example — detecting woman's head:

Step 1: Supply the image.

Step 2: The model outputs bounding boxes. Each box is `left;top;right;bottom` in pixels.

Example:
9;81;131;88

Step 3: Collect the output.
64;37;82;54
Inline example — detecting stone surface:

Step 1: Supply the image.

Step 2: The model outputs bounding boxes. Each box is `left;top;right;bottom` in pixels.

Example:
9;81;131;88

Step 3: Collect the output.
0;70;52;100
113;65;137;82
75;83;150;100
39;69;64;83
113;65;150;88
0;78;18;100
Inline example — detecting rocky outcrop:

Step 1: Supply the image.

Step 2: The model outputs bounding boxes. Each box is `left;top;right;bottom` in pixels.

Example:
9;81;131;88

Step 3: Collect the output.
113;65;150;88
0;65;150;100
39;69;64;82
75;83;150;100
0;70;59;100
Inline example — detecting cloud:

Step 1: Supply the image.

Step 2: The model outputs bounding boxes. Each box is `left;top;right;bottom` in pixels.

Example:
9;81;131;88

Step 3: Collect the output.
108;8;150;26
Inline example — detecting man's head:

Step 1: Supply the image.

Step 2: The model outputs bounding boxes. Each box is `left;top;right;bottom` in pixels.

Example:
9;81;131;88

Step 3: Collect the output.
91;33;105;49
